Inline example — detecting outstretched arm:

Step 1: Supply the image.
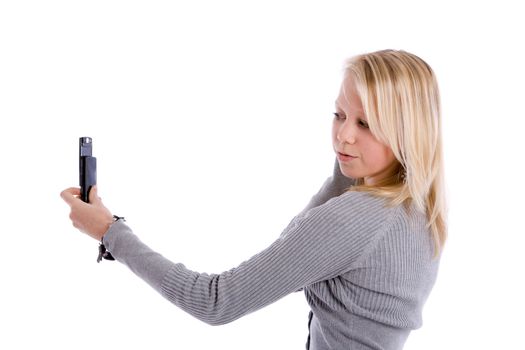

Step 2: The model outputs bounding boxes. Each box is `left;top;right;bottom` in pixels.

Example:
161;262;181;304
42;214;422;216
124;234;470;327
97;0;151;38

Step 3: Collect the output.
61;185;388;326
100;191;387;326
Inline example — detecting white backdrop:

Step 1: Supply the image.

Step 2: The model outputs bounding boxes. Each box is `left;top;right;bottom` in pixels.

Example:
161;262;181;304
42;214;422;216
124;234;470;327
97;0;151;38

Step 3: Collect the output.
1;1;524;349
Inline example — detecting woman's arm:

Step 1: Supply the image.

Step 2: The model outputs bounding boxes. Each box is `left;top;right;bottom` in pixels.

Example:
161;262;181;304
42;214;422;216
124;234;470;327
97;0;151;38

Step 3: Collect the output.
61;165;371;327
101;191;390;326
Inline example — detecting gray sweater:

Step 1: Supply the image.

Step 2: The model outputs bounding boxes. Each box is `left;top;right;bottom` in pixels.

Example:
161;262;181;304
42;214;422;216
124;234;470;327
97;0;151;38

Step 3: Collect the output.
103;171;440;350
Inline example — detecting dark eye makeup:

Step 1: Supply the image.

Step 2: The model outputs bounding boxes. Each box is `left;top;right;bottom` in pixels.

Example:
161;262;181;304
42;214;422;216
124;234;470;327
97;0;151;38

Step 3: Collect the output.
358;119;369;129
333;112;345;120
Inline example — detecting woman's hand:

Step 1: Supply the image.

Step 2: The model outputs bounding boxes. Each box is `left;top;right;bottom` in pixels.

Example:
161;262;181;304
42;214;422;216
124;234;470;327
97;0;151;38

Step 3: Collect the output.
330;157;356;193
61;186;114;241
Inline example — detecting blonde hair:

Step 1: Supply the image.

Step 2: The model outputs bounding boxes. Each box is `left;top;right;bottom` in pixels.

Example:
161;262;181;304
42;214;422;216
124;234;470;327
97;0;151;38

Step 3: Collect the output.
344;49;447;256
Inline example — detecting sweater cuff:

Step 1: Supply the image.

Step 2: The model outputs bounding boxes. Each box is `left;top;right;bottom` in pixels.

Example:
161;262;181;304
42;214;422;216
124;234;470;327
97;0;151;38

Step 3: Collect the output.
101;219;130;255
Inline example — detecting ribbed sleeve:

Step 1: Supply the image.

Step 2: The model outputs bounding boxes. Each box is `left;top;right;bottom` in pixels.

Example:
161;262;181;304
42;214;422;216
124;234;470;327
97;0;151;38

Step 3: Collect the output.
103;221;174;294
103;191;391;325
161;192;391;325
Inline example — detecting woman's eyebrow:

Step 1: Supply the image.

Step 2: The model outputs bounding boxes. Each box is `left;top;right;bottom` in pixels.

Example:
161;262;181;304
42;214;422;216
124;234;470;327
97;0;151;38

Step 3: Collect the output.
335;100;366;114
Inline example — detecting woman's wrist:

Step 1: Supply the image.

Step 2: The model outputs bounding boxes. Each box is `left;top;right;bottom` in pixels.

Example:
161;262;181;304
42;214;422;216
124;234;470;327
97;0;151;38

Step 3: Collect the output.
97;215;125;263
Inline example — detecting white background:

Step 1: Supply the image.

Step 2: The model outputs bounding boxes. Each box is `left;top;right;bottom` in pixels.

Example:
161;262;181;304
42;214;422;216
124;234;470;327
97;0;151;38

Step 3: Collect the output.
1;1;524;349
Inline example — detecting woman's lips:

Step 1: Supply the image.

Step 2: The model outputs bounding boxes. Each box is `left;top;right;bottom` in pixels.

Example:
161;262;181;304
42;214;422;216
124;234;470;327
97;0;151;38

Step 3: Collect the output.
337;152;357;162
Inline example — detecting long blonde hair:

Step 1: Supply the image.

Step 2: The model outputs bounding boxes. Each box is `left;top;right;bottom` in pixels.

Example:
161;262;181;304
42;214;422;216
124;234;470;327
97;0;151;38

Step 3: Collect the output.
344;49;447;256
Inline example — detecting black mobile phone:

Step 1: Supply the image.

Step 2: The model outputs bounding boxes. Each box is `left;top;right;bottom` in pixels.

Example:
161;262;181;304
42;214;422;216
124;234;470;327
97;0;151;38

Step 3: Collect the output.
79;137;97;203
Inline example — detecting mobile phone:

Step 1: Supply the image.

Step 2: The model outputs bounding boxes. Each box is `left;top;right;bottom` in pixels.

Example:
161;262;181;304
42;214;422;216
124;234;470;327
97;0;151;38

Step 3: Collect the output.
79;137;97;203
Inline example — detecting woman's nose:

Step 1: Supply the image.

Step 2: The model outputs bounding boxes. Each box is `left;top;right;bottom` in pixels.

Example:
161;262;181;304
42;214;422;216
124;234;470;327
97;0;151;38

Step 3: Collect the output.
337;121;357;144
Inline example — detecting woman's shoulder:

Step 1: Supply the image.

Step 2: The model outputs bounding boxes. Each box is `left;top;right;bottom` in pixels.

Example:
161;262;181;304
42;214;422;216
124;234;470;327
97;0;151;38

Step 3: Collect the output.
323;190;397;218
296;190;398;237
334;192;436;266
336;190;427;222
318;190;430;242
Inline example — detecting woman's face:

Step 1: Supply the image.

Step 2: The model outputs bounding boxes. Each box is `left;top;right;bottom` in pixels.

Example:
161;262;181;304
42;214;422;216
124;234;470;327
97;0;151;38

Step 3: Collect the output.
332;75;399;185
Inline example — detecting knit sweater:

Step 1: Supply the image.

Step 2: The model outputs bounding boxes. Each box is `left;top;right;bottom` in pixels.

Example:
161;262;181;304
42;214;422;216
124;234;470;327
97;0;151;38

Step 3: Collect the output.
103;172;440;350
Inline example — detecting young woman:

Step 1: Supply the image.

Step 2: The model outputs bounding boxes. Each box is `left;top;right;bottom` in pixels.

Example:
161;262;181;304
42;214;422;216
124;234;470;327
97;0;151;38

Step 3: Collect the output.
62;49;446;350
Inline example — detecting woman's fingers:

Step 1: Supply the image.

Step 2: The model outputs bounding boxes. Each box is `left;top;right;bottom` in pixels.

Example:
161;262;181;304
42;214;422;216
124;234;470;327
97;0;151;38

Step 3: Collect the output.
61;186;113;241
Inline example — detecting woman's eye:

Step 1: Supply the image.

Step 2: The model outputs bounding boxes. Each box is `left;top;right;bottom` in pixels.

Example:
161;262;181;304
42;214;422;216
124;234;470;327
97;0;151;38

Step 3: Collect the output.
358;119;369;129
333;112;346;121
